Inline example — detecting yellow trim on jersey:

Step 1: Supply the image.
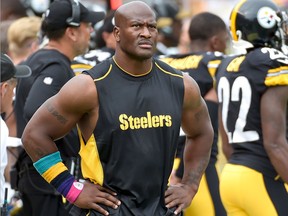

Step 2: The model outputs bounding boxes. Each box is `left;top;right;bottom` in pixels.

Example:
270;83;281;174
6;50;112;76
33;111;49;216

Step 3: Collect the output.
155;62;184;79
208;60;221;77
172;158;181;171
71;64;93;76
94;64;112;82
267;66;288;74
42;162;68;183
112;56;152;77
230;0;247;41
265;67;288;86
77;127;104;185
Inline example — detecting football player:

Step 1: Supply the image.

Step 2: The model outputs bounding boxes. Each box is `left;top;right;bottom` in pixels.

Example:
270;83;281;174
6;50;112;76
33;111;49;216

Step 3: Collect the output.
216;0;288;215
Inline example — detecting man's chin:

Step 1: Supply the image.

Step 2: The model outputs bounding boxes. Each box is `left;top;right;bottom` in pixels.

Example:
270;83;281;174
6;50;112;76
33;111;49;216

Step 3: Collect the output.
138;51;154;60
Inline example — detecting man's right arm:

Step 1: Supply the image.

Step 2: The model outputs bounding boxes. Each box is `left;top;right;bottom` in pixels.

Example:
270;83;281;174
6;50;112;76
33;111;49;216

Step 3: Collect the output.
22;74;121;214
261;85;288;183
22;74;95;161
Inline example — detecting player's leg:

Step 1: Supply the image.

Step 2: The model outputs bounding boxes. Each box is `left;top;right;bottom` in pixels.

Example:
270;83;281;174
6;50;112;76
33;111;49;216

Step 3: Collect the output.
220;164;286;216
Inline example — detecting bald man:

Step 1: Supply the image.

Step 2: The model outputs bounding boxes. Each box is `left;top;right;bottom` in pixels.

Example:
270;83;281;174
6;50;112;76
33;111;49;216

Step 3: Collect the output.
22;1;213;215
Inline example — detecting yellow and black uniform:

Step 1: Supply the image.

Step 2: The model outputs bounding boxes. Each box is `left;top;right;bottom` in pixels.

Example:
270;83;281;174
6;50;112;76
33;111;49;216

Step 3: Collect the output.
160;52;222;97
216;47;288;216
75;57;184;216
160;51;226;216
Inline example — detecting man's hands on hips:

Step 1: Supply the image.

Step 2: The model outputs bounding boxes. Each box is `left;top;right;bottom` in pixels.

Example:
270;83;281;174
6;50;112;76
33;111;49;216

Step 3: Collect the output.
74;181;121;216
165;183;196;215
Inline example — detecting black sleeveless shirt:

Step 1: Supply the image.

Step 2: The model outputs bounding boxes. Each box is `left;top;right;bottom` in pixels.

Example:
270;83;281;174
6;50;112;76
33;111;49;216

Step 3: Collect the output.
81;57;184;215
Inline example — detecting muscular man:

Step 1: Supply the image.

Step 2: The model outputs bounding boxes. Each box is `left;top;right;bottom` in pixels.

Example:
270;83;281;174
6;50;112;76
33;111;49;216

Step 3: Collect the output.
22;1;213;216
216;0;288;215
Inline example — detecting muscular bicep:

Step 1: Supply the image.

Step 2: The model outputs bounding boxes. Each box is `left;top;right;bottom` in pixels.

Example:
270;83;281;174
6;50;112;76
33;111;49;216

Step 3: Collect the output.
44;75;97;136
181;74;212;138
179;74;213;188
22;74;98;161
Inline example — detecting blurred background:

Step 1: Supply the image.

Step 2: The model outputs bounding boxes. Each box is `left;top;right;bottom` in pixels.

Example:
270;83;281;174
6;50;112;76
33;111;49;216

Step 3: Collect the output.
2;0;287;23
1;0;288;54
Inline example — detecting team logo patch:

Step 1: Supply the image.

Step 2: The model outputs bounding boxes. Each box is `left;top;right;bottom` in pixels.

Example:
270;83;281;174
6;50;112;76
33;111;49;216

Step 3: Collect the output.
43;77;53;85
257;7;277;29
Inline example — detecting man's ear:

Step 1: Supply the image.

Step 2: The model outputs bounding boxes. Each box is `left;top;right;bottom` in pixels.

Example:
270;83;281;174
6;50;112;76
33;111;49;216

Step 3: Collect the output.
0;82;8;96
113;26;120;42
209;35;216;50
66;27;77;42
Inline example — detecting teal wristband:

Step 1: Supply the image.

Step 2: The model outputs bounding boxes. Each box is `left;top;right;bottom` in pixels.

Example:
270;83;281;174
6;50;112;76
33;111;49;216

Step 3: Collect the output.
33;151;62;175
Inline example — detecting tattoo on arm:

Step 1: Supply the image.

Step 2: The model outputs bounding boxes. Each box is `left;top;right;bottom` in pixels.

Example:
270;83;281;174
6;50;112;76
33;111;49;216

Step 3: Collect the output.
35;147;46;158
186;158;209;186
46;103;67;125
194;106;205;122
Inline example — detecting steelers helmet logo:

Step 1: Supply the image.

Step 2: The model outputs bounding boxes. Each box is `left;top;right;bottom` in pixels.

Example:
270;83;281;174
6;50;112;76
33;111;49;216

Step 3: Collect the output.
257;7;277;29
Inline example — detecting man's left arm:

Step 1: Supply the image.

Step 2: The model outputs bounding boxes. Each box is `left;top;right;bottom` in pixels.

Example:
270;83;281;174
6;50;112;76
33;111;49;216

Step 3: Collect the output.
165;73;213;215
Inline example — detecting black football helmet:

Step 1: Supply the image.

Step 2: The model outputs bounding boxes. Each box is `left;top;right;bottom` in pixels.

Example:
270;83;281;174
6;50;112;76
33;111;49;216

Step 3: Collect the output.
230;0;288;53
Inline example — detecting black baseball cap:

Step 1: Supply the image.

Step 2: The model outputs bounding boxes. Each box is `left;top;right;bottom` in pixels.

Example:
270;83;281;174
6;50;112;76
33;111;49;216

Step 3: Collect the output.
42;0;105;31
1;53;31;82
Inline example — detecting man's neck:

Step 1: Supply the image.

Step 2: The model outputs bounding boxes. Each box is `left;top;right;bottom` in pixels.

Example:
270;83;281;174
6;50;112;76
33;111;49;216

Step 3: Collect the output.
45;40;74;61
113;54;153;76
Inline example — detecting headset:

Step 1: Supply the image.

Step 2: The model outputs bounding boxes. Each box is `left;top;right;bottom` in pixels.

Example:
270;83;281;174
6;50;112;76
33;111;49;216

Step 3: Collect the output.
66;0;81;27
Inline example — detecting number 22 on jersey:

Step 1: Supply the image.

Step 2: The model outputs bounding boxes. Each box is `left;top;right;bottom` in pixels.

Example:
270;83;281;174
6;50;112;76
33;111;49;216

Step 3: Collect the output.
218;76;260;143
